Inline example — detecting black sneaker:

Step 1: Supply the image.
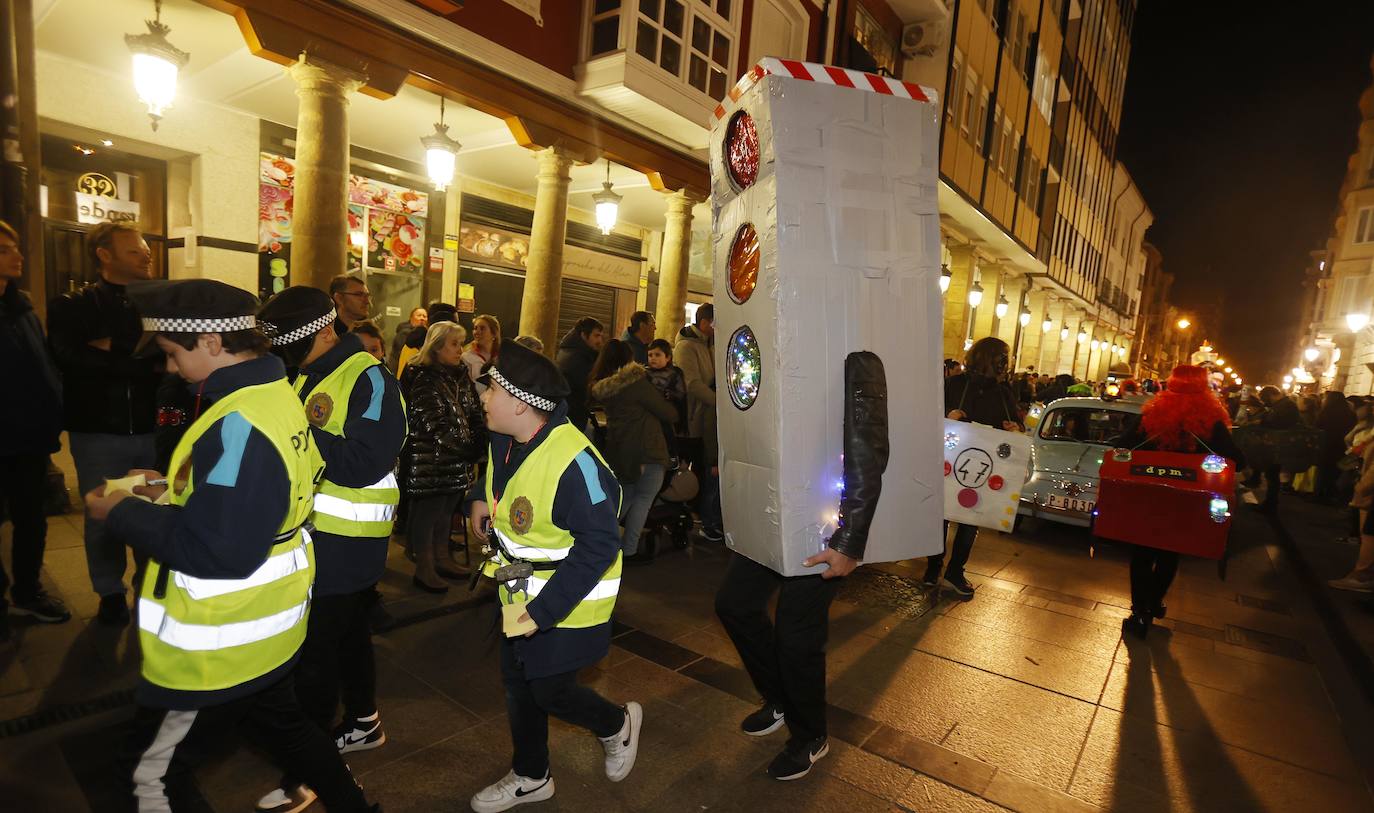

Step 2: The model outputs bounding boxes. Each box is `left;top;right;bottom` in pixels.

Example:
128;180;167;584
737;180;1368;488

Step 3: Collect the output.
767;737;829;781
1121;614;1151;640
334;714;386;753
740;703;785;736
941;574;975;599
920;566;940;589
700;527;724;543
97;594;130;627
9;592;71;624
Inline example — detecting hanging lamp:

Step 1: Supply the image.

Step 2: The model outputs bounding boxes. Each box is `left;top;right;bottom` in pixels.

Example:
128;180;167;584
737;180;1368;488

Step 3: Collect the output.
125;0;190;131
593;159;623;235
421;97;462;192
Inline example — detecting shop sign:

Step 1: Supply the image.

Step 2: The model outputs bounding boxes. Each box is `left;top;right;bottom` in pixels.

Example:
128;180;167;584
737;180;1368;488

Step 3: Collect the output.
75;192;139;225
76;172;118;197
428;247;444;273
457;282;475;314
459;223;639;290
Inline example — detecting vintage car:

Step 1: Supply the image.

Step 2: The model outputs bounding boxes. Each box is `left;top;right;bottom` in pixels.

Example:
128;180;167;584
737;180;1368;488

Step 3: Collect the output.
1019;396;1145;528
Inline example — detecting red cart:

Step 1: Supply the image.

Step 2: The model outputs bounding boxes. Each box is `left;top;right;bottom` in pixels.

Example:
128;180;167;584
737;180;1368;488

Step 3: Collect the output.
1092;449;1236;560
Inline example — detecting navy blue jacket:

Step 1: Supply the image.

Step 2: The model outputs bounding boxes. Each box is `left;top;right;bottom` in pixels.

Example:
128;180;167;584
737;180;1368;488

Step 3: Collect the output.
107;355;299;710
0;286;62;456
471;402;623;679
292;334;408;595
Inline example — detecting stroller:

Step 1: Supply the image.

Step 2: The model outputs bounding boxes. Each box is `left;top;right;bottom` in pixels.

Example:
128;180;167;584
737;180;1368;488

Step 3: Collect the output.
636;460;699;559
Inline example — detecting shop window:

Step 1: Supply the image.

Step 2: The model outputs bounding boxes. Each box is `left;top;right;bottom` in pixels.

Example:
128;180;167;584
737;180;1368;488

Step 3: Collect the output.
39;134;167;295
962;72;979;135
947;48;964;129
974;89;990;152
1356;206;1374;244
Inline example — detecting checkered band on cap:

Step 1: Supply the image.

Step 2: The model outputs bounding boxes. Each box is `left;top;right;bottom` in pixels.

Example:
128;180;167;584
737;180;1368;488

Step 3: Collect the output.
260;308;337;346
488;368;557;411
142;315;257;334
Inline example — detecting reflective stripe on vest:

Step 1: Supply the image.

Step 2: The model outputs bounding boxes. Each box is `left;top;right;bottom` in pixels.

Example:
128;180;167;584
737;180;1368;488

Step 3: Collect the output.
138;595;311;652
172;530;312;601
295;352;405;539
139;379;322;693
485;423;622;630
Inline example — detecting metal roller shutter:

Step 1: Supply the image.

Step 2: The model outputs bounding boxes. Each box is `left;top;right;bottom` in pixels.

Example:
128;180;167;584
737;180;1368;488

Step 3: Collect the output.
558;277;615;341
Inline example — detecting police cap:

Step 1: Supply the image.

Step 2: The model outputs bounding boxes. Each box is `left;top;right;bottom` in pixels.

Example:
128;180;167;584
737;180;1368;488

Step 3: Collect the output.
477;338;570;412
127;279;260;355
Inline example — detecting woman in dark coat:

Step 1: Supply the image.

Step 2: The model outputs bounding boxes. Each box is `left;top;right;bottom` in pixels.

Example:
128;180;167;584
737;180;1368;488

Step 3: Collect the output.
399;320;486;592
588;339;677;562
1316;391;1357;503
924;337;1023;599
1114;365;1245;638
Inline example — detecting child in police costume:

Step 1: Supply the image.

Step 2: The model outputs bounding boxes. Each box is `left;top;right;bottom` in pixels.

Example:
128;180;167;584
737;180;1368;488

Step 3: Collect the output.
465;339;642;812
83;279;378;813
253;286;408;813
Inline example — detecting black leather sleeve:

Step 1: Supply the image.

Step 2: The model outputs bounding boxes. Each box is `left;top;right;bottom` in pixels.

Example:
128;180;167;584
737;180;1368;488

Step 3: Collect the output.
827;351;890;562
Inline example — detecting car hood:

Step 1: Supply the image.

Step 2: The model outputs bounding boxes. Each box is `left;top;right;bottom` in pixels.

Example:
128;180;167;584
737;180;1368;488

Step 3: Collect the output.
1031;440;1108;478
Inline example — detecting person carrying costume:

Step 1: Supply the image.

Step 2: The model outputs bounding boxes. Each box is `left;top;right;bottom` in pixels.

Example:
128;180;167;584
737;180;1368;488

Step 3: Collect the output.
252;286;408;813
1113;364;1245;638
83;279;377;813
465;340;642;812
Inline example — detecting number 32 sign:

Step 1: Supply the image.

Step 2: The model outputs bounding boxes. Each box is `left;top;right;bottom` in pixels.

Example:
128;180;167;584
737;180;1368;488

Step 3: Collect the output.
942;419;1032;532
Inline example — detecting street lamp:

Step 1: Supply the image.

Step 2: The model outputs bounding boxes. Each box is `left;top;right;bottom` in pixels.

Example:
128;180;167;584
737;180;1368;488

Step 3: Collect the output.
1019;306;1032;327
1090;339;1100;351
592;159;623;235
994;294;1009;320
967;280;984;309
1304;347;1320;362
1283;374;1293;384
1224;366;1232;373
421;97;462;192
1176;317;1191;330
125;0;190;131
1348;312;1371;332
1060;323;1070;341
939;265;952;295
1077;328;1088;345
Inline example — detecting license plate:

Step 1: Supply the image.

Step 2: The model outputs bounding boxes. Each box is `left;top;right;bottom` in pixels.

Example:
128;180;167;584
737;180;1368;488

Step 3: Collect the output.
1047;494;1094;513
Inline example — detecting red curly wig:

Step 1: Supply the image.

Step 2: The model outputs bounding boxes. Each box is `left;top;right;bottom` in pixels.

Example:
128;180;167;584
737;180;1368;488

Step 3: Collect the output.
1140;365;1230;451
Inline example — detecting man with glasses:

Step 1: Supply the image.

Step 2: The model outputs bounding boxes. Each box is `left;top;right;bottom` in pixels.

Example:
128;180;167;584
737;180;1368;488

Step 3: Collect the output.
329;275;371;336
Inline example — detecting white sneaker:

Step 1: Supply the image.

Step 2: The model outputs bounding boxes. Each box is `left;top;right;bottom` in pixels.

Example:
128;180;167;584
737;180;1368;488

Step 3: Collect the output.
599;701;643;782
333;714;386;754
254;784;317;813
1328;571;1374;592
470;770;554;813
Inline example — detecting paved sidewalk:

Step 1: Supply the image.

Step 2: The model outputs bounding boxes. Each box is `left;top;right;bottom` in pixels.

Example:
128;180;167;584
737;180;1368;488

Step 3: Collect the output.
2;446;1373;811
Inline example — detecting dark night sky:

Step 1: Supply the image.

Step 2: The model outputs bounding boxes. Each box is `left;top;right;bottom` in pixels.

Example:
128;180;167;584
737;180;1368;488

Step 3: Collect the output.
1116;1;1374;383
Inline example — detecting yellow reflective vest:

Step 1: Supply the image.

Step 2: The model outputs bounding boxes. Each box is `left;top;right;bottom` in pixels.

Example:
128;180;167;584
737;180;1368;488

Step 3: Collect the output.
139;379;323;693
483;423;622;629
295;351;404;539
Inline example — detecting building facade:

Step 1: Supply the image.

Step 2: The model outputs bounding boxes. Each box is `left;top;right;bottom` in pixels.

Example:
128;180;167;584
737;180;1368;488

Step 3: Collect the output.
1297;56;1374;395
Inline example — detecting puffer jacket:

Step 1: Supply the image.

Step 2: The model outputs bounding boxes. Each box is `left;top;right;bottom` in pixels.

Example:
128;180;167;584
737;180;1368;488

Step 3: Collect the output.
674;324;715;438
589;363;678;483
399;362;487;498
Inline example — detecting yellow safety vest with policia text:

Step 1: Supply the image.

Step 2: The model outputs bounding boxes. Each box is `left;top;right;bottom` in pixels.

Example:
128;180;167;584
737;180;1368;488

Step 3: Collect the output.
295;351;405;538
482;423;623;629
139;379;324;692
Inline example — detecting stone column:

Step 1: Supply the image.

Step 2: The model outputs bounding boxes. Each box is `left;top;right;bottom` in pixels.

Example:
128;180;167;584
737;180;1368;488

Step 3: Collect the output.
997;274;1027;354
1058;310;1082;379
655;190;696;341
1021;287;1049;375
941;243;976;359
289;56;363;291
441;180;462;304
971;265;1001;342
519;146;575;355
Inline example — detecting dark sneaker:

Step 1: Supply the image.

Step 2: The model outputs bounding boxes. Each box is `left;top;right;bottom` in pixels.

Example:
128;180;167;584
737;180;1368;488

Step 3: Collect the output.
254;784;317;813
470;771;554;813
599;701;642;782
97;594;131;627
334;714;386;753
741;703;785;736
1121;614;1152;640
941;574;975;599
700;526;724;543
767;737;829;781
9;592;71;624
920;566;940;589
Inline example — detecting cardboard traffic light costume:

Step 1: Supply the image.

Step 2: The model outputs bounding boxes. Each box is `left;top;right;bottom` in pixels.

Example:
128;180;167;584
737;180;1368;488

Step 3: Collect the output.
710;58;944;576
1092;449;1236;559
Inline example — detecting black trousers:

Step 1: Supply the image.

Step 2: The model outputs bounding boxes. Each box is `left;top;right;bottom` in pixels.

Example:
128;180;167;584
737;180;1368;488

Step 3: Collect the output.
500;638;624;779
0;453;49;607
1128;545;1179;615
926;521;977;580
714;553;841;745
122;673;369;812
295;588;379;730
1261;465;1283;508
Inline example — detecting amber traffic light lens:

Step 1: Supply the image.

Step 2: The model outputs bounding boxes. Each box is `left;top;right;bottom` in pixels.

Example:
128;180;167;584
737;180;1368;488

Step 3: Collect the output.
728;223;760;304
725;111;759;190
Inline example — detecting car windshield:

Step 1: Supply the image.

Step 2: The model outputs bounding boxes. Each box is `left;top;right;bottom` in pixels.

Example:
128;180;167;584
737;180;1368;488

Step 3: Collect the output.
1038;407;1135;445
